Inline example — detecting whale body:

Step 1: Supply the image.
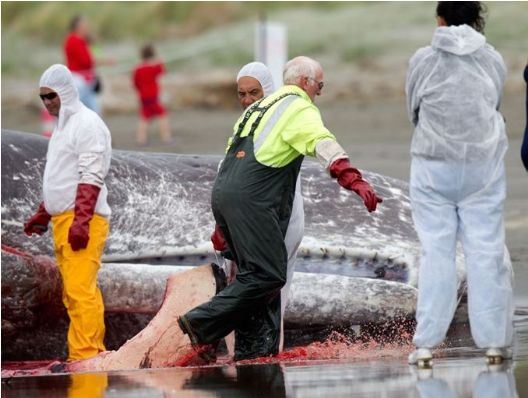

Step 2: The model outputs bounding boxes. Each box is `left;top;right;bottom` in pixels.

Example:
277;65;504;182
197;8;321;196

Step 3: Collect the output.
1;130;466;361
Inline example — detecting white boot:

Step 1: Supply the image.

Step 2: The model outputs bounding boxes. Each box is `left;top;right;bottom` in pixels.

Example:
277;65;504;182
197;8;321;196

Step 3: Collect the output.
408;348;433;368
409;363;433;380
485;347;512;365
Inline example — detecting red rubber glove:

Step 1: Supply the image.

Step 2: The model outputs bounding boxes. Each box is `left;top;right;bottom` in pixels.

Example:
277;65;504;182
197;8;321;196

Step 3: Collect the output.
24;202;51;236
68;183;101;251
330;158;383;212
211;224;227;252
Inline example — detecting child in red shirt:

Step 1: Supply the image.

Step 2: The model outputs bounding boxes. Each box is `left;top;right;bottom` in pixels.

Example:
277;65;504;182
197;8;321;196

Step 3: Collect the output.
132;44;172;146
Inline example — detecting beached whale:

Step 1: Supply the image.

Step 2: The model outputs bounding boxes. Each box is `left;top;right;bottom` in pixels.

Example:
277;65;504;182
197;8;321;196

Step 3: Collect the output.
1;129;465;363
2;129;424;280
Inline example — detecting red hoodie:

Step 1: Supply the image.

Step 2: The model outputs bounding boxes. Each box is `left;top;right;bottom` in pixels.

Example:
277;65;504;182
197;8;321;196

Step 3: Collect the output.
64;33;94;81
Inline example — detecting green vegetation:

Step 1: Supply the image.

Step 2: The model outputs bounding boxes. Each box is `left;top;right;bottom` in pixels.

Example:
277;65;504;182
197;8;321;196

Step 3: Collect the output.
2;1;527;78
1;2;333;42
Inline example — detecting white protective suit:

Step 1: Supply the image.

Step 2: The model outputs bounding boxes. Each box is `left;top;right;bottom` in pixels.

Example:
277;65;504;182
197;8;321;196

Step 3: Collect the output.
40;64;112;217
406;25;513;349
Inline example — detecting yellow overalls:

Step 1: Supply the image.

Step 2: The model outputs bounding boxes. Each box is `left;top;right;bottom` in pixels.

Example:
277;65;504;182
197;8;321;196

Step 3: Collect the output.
52;211;108;360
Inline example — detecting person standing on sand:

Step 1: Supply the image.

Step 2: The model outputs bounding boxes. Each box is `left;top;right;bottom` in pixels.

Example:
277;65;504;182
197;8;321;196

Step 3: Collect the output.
179;56;382;362
24;64;112;361
212;61;304;353
64;15;102;114
132;43;173;146
406;2;514;366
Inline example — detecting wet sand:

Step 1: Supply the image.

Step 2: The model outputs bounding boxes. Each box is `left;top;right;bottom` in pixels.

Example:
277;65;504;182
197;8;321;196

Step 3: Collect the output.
2;317;527;397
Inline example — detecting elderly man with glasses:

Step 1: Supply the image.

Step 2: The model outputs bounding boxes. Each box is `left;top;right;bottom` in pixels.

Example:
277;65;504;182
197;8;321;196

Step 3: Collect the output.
179;56;382;362
24;64;112;361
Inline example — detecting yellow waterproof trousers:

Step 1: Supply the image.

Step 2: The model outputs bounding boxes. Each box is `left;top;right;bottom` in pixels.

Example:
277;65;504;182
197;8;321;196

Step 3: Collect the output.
52;210;109;361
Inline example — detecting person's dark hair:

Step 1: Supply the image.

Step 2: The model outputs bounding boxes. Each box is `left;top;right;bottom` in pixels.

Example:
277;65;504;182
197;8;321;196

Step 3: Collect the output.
436;2;486;33
69;15;84;33
141;44;155;60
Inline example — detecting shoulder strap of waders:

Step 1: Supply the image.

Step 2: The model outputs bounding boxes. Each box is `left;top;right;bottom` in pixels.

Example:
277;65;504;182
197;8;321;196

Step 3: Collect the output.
234;93;300;138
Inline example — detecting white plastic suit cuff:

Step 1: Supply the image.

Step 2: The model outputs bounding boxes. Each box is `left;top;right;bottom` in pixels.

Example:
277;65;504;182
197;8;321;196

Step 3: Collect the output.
315;139;349;173
78;152;106;187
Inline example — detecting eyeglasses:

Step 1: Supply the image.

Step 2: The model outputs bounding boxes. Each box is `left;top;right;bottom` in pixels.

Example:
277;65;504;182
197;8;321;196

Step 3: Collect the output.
308;77;324;90
39;92;58;101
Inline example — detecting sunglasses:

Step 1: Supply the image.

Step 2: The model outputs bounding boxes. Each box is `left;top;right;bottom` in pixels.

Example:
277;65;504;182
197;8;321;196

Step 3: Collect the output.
39;92;58;101
308;77;324;90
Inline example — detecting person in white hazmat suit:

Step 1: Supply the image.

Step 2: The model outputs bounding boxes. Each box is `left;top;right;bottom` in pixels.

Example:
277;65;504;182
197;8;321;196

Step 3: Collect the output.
24;64;112;361
406;2;514;366
211;61;304;353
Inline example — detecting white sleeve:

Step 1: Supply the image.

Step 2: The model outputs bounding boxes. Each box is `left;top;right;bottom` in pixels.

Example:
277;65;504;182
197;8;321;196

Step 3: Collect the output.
406;64;419;126
315;139;348;173
73;116;111;187
490;47;507;110
78;152;106;187
406;48;429;127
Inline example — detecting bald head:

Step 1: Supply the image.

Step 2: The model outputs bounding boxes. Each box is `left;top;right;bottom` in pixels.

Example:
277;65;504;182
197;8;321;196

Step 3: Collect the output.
283;56;324;102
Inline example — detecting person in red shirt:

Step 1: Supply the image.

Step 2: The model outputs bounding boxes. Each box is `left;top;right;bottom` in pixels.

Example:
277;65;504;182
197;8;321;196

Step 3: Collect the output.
63;15;100;114
132;44;172;146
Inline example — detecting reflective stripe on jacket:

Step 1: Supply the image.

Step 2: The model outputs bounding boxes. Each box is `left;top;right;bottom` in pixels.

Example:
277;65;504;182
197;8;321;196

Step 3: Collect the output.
227;85;338;168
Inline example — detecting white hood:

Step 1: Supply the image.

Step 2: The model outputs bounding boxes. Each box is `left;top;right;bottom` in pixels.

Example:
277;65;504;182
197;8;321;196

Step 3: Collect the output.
237;61;276;97
431;25;486;56
39;64;82;130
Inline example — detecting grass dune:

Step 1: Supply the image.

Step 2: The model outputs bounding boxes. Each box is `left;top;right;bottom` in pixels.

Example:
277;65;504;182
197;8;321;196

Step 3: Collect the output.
2;2;526;78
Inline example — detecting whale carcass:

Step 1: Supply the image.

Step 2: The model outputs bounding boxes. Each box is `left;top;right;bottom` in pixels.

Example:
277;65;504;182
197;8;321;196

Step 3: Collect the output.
1;130;466;364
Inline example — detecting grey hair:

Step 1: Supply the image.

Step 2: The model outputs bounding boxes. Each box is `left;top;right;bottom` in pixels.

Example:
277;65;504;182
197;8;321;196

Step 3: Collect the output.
283;56;319;84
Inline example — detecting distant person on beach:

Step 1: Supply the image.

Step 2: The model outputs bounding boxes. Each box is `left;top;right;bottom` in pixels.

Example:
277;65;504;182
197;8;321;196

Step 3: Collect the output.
132;44;172;146
211;61;304;353
64;15;103;114
179;56;382;362
406;2;514;366
25;64;112;361
521;63;528;171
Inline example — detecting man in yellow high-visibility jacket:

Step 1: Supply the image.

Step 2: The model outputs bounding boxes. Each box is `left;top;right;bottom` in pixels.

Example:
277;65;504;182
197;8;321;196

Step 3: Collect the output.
179;56;382;361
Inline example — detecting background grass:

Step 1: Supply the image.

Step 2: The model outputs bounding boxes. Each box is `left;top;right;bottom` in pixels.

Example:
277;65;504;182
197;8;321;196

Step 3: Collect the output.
2;1;527;79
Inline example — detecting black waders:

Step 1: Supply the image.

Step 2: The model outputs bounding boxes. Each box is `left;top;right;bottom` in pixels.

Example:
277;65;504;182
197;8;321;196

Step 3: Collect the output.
180;94;302;360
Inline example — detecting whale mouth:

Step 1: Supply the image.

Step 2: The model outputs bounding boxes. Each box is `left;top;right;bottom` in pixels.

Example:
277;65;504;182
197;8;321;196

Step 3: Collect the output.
103;245;410;283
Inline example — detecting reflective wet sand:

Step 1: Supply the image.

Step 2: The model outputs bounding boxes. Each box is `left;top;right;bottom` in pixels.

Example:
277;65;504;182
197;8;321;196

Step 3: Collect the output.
2;316;526;398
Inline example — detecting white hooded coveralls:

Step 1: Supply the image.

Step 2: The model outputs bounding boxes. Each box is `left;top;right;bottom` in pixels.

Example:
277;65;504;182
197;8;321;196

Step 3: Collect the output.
40;64;112;218
237;62;276;97
406;25;513;349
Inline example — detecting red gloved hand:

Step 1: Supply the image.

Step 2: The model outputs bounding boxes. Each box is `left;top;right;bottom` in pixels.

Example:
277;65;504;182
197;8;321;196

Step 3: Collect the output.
68;183;101;251
330;158;383;212
24;202;51;236
211;224;227;252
